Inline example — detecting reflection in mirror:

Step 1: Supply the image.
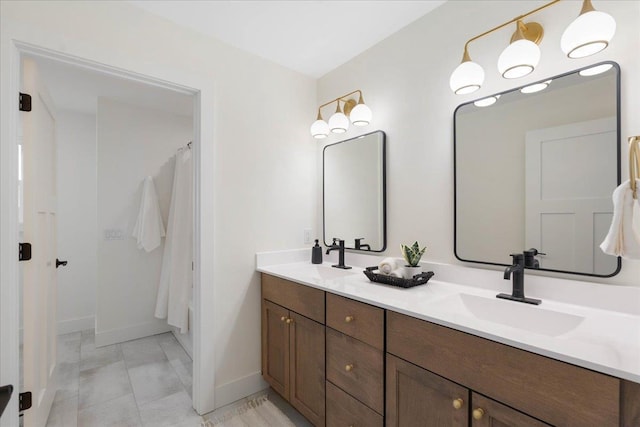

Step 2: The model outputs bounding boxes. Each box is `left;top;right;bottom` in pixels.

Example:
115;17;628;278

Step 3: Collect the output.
455;62;620;277
324;131;386;252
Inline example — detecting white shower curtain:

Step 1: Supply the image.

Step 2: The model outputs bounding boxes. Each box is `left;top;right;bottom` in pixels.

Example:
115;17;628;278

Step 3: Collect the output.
155;147;193;333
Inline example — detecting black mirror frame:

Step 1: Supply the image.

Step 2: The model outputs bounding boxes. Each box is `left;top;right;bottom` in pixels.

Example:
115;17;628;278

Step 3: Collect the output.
453;61;622;278
323;130;387;252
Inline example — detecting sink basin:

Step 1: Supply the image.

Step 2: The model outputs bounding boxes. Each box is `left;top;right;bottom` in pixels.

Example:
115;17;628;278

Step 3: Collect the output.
281;264;359;281
440;293;585;337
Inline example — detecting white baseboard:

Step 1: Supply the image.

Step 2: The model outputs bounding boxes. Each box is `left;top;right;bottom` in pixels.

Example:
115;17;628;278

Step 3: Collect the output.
58;316;95;335
95;320;172;347
214;371;268;409
172;329;193;359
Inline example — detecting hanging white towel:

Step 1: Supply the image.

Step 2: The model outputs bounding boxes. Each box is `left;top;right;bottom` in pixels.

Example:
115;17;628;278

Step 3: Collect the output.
132;176;166;252
155;148;193;333
600;179;640;260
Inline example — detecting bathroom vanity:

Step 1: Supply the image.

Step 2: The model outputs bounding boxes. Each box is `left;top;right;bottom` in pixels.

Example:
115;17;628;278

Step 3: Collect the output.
258;252;640;427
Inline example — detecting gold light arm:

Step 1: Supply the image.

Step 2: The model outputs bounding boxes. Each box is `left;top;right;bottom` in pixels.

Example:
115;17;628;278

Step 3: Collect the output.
462;0;561;54
316;89;364;118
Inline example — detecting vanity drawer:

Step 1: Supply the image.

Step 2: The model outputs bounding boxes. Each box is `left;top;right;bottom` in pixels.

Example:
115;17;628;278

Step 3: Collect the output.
326;293;384;350
326;381;383;427
326;327;384;414
387;310;620;427
261;273;324;324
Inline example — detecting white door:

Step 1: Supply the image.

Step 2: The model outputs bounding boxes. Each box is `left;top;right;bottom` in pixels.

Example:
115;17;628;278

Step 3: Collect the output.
21;57;59;427
525;117;617;274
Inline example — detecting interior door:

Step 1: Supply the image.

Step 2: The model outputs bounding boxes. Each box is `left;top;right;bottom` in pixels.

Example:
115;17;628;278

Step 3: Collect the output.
21;57;59;427
525;117;617;274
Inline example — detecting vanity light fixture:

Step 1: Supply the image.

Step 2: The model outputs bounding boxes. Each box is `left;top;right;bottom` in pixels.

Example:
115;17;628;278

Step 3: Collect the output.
310;90;372;138
520;80;552;94
474;95;500;107
449;0;616;94
561;0;616;59
579;63;613;77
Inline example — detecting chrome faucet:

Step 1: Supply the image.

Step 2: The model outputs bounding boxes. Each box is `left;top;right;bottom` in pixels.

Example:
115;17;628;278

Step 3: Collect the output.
326;238;352;270
497;253;541;305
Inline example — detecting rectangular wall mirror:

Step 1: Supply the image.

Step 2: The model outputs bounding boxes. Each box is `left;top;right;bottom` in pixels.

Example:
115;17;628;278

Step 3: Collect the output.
324;130;386;252
454;62;620;277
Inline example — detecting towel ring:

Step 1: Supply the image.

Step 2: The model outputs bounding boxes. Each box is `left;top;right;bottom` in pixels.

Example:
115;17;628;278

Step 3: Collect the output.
630;136;640;200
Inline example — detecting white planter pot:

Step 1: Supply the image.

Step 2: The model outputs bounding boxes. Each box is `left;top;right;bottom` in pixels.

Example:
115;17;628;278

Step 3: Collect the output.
403;265;422;279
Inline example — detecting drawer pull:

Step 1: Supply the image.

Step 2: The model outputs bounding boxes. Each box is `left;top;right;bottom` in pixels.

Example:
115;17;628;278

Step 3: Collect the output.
345;364;354;372
280;316;287;322
345;315;354;323
285;318;294;324
472;408;485;420
452;398;463;410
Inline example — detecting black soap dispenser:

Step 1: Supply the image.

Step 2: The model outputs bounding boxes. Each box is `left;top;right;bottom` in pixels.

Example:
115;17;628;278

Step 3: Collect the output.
311;239;323;264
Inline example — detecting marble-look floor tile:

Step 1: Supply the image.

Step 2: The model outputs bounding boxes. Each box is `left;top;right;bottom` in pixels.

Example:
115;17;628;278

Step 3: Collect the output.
128;360;184;406
138;390;202;427
80;342;123;373
46;395;78;427
121;335;167;369
54;361;79;403
267;388;313;427
157;333;192;364
78;360;132;409
77;393;141;427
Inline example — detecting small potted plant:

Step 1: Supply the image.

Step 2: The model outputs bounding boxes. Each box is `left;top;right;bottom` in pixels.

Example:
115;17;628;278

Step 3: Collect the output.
400;241;427;279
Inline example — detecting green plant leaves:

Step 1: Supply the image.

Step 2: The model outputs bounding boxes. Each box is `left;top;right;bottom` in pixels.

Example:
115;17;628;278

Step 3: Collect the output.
400;241;427;267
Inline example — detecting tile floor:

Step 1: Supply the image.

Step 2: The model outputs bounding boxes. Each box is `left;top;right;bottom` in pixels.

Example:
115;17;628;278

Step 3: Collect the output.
46;331;309;427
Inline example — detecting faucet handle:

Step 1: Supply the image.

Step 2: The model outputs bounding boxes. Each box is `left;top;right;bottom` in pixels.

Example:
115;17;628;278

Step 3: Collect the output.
509;253;524;265
331;238;338;245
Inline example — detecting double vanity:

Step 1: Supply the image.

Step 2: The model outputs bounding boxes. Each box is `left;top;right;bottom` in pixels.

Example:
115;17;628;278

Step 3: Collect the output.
257;250;640;427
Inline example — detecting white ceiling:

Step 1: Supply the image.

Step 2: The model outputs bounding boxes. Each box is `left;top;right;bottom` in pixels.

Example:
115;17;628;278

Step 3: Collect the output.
129;0;447;78
32;1;446;116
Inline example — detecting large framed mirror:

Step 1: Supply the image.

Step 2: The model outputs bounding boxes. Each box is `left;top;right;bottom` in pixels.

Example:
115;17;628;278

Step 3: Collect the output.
454;62;621;277
324;130;386;251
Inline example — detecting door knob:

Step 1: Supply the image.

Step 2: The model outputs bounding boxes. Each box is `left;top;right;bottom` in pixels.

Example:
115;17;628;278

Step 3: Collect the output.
56;258;68;268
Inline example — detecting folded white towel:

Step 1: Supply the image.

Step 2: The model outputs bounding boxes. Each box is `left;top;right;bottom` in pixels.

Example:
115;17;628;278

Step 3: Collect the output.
378;257;398;275
388;269;403;278
600;179;640;260
132;176;166;252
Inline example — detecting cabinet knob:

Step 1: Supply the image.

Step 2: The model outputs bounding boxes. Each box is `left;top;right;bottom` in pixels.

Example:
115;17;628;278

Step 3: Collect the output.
285;318;294;324
280;316;287;322
345;364;354;372
452;398;463;410
472;408;485;420
345;315;354;323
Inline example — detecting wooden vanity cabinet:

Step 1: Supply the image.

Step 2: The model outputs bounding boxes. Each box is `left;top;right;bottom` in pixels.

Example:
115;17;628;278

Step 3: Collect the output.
261;274;325;426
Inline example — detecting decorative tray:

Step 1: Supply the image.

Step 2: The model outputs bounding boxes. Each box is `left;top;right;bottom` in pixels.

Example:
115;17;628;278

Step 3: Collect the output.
363;266;434;289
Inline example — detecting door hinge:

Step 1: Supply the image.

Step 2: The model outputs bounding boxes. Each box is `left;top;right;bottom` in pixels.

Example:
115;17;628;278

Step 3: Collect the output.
19;391;31;412
19;93;32;112
19;243;32;261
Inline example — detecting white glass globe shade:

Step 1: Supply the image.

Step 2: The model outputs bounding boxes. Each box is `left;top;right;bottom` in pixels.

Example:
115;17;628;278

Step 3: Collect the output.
349;103;372;126
474;95;500;107
449;61;484;94
579;63;613;77
497;39;540;79
520;80;552;94
561;11;616;58
310;119;329;139
328;112;349;133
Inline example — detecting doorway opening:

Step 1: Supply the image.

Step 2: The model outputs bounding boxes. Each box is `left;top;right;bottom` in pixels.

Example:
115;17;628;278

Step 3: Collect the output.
16;46;201;426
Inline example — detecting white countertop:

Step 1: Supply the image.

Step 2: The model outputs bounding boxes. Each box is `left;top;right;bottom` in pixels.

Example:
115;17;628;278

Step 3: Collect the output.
256;249;640;384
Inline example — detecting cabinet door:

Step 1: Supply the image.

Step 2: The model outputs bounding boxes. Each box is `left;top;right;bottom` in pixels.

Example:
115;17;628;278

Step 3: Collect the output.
262;300;290;399
290;311;326;427
471;393;551;427
387;354;468;427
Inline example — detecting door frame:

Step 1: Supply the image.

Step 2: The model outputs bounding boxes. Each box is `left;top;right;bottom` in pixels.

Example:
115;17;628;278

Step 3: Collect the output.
0;40;206;426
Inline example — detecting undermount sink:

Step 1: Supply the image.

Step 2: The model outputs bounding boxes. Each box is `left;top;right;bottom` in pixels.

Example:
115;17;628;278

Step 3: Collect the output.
282;264;358;281
441;293;585;337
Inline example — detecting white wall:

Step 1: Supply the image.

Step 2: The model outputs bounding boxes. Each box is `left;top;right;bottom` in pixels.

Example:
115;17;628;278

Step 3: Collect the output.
317;0;640;287
95;98;192;346
56;110;97;334
1;1;317;419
